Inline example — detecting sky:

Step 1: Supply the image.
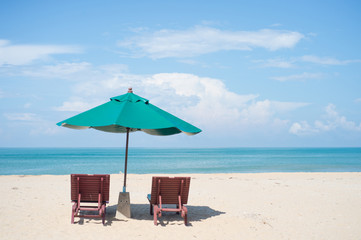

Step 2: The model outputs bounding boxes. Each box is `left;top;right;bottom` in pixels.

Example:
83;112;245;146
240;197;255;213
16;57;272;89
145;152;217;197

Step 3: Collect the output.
0;0;361;148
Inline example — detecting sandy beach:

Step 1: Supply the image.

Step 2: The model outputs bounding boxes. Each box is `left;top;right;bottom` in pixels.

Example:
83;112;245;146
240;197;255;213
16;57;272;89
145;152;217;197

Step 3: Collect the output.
1;173;361;240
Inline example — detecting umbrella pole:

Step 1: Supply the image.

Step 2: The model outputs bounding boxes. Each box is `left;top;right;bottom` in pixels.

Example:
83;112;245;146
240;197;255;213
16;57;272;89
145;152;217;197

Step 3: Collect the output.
123;128;130;192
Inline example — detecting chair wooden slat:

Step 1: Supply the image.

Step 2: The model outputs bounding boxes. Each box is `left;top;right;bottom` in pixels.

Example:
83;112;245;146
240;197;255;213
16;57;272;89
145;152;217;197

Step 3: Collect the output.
147;176;191;226
70;174;110;225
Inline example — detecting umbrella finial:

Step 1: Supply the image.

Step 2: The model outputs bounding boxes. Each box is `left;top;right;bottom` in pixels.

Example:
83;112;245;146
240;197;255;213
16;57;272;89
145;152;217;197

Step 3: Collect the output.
128;87;133;93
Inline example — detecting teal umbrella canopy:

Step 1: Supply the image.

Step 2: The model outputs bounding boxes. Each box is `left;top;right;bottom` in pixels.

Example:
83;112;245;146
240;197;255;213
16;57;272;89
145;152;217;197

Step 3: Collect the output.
57;88;201;192
57;89;201;136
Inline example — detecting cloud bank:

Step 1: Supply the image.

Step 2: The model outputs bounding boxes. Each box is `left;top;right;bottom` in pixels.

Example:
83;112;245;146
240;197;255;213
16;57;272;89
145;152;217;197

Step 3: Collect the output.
52;67;309;135
118;26;304;58
257;55;361;70
271;72;324;82
289;104;361;135
0;39;81;66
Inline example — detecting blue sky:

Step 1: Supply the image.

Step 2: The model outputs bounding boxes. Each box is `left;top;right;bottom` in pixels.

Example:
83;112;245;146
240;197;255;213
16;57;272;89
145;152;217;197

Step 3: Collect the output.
1;0;360;147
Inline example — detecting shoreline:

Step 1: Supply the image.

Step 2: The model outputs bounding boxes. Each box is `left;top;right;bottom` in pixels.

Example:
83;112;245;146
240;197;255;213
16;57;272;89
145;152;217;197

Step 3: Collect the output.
1;171;361;177
1;172;361;239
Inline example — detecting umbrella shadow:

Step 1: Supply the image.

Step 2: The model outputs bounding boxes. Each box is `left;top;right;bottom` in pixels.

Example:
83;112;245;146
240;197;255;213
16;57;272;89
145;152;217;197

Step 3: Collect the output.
104;203;225;226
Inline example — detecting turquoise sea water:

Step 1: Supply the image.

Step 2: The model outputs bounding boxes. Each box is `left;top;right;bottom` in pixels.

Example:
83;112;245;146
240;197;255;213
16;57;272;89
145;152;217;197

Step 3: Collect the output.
0;148;361;175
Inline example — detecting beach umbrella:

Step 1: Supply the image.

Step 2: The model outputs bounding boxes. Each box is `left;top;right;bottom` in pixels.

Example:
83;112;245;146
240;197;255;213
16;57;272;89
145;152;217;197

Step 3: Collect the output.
57;88;201;192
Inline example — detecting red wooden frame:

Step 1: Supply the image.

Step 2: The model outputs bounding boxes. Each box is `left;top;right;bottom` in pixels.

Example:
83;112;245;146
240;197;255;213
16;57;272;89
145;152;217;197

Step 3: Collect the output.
70;174;110;225
147;176;191;226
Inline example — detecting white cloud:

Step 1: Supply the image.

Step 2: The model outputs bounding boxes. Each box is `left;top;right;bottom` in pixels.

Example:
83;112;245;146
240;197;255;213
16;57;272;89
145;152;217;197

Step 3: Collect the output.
289;121;318;135
54;71;144;111
56;71;309;136
178;59;202;66
0;39;81;66
289;104;361;135
255;58;295;68
143;73;259;126
3;112;60;136
272;101;311;112
323;104;361;131
24;103;32;109
54;100;98;112
240;100;274;125
300;55;361;65
118;26;304;58
270;23;282;27
240;100;309;125
30;125;60;136
20;62;92;77
4;113;40;121
0;61;130;92
72;73;143;97
271;72;324;82
257;55;361;69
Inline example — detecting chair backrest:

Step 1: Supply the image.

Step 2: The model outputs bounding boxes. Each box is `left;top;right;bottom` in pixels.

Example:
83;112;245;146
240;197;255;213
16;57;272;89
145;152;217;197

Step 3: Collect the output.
71;174;110;203
149;177;191;205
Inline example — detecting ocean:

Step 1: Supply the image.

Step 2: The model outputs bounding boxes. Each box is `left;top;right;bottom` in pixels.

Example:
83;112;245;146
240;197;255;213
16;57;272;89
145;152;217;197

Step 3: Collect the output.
0;148;361;175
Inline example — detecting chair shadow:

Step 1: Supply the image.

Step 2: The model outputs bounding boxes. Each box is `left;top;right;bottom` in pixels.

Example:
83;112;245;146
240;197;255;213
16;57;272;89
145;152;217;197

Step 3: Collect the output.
104;203;225;226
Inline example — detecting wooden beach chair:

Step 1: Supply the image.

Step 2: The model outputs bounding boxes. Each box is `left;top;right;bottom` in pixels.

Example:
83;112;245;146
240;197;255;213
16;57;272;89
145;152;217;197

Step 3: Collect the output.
70;174;110;225
147;176;191;226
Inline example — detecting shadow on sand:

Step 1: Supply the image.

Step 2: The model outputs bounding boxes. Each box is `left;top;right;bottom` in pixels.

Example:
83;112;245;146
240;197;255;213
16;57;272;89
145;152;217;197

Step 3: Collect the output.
104;203;225;226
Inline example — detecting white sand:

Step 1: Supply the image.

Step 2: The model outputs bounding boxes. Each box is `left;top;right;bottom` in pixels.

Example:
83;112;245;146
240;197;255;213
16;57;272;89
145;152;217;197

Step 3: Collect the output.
1;173;361;240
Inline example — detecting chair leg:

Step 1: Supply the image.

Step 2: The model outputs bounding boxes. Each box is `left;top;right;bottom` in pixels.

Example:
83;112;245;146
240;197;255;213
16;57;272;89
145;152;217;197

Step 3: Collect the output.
71;203;77;224
176;204;179;214
153;205;159;225
150;204;153;215
184;213;188;226
153;212;158;225
182;206;188;226
101;205;106;225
